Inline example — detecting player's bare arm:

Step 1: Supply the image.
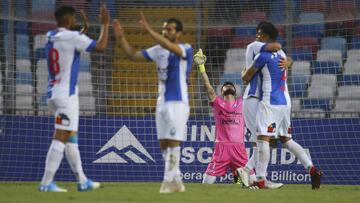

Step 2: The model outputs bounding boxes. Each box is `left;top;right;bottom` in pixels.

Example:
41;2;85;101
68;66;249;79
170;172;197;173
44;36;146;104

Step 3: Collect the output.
139;12;184;57
79;9;89;34
194;49;216;102
201;72;216;102
94;5;110;52
112;19;147;62
263;42;293;69
242;65;259;85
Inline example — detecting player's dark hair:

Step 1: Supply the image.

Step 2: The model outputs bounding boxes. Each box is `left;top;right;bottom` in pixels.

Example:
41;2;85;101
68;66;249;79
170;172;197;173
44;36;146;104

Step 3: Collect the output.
221;81;236;91
55;5;76;24
166;18;183;32
259;22;278;40
256;21;271;32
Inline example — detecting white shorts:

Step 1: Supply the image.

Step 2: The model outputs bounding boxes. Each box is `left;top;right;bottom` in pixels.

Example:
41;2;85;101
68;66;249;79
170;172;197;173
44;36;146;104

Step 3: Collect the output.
48;95;79;132
243;97;260;142
256;102;292;138
156;102;189;141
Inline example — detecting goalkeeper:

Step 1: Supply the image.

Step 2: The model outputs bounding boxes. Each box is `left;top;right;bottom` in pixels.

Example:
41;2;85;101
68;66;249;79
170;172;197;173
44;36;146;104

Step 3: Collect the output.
194;49;251;185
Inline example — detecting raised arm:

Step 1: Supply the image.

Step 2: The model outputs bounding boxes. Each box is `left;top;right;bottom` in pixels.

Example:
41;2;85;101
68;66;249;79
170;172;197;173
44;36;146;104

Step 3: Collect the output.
194;49;216;102
94;5;110;52
112;19;147;62
243;52;269;84
139;12;184;57
79;10;89;34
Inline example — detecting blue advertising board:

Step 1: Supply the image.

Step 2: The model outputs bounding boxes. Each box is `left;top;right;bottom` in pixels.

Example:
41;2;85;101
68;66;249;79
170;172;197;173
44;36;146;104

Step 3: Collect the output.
0;115;359;185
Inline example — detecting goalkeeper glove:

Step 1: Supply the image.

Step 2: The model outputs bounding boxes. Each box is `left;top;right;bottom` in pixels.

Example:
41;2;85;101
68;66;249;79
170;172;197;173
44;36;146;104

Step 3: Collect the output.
193;48;207;73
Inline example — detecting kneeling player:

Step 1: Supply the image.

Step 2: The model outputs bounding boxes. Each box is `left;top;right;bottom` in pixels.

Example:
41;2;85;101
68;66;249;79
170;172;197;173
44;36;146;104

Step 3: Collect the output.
194;49;249;185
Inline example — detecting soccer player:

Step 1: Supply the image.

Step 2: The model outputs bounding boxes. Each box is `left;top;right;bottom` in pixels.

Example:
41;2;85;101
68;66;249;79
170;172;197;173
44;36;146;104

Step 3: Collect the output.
193;49;248;184
237;21;292;189
112;13;192;194
39;5;109;192
242;23;322;189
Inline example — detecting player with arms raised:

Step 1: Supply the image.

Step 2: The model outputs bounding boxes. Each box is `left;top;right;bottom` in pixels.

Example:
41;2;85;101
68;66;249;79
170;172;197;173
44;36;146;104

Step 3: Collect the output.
112;13;192;193
242;23;322;189
39;5;109;192
193;49;248;184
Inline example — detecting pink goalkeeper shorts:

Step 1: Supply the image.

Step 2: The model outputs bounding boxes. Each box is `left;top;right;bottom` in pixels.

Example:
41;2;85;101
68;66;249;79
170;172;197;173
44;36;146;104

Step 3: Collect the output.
205;142;248;177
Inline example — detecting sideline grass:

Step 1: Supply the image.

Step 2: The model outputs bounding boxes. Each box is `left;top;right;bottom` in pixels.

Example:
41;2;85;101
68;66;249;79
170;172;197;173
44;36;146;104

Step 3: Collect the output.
0;182;359;203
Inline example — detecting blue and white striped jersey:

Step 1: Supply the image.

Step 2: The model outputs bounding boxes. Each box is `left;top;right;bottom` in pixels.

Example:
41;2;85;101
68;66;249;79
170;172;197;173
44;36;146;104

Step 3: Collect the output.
253;50;291;106
142;44;193;105
45;28;96;99
243;41;266;99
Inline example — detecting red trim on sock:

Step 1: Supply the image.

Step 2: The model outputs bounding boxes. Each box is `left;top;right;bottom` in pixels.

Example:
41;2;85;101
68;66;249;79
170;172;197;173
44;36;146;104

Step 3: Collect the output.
309;166;317;176
257;180;266;188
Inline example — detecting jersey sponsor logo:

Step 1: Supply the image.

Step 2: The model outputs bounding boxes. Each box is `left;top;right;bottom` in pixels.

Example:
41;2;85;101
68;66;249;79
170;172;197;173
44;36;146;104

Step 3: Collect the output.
93;125;155;164
267;123;276;133
55;113;70;126
221;119;240;125
218;110;242;116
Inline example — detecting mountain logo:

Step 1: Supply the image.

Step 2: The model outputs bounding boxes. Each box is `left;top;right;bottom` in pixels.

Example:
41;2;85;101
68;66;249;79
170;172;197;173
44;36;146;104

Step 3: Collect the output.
93;125;155;164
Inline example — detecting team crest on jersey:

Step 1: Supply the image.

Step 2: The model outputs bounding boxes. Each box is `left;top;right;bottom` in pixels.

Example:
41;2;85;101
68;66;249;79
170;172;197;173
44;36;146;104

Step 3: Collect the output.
55;113;70;126
288;127;292;134
267;123;276;133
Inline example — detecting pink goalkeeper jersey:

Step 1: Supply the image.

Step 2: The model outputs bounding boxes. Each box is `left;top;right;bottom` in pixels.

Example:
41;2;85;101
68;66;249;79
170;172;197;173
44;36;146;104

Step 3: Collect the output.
210;96;245;143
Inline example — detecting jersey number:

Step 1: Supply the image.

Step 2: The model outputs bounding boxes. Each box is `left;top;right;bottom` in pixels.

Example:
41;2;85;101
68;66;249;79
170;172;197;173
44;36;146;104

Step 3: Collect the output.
49;48;60;74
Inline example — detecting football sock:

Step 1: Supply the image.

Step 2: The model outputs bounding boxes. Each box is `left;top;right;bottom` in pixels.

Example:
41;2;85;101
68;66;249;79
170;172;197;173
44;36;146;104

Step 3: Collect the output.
162;146;181;182
245;147;258;171
171;146;182;182
284;139;313;170
65;143;87;184
309;166;318;176
162;148;172;181
41;140;65;185
249;173;257;185
255;140;270;180
202;174;216;184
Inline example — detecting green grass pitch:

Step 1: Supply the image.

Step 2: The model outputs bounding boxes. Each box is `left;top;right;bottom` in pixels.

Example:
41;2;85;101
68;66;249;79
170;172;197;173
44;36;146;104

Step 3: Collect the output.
0;182;359;203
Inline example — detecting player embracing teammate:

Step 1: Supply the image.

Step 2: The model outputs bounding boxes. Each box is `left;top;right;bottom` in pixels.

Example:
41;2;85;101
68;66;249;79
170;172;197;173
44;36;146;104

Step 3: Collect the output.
237;21;289;189
241;22;323;189
38;3;322;193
